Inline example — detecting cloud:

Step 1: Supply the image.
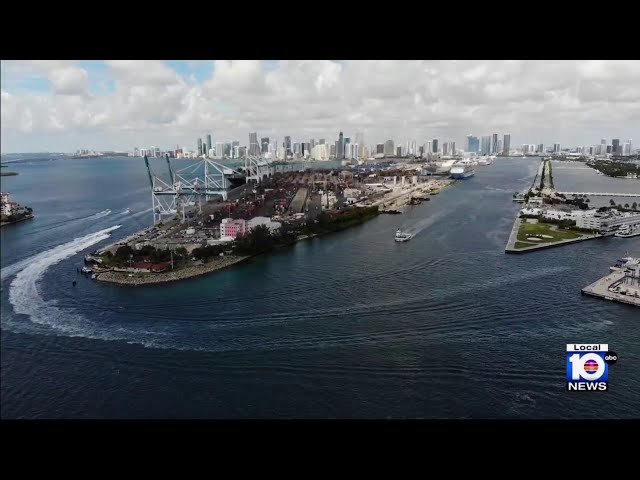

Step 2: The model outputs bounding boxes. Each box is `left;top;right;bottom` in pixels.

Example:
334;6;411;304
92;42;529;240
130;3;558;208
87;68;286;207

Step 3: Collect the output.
1;60;639;153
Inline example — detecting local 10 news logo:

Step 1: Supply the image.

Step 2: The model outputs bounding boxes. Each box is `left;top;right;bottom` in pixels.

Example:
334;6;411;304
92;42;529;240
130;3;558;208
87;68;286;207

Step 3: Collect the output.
566;344;618;391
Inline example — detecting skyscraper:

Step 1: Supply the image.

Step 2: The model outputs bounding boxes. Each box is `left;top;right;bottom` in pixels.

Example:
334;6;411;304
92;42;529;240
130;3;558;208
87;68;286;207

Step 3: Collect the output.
330;144;336;157
248;132;259;156
384;140;395;156
502;134;511;156
612;139;620;155
376;144;384;154
466;135;479;153
285;136;292;156
215;142;224;158
310;139;315;150
442;142;449;156
497;140;502;155
481;136;491;155
396;146;402;157
197;138;203;156
553;143;561;153
451;142;456;155
491;134;498;154
261;137;269;154
319;138;325;145
537;143;544;154
207;134;212;156
338;132;344;159
432;139;438;153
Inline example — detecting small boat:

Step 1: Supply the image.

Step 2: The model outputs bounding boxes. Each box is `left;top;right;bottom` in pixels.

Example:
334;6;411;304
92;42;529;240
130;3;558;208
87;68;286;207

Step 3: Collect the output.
81;266;92;274
395;229;413;242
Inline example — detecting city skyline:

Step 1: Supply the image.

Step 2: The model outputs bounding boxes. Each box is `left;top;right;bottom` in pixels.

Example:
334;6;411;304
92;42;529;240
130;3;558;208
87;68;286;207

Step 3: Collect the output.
1;60;639;153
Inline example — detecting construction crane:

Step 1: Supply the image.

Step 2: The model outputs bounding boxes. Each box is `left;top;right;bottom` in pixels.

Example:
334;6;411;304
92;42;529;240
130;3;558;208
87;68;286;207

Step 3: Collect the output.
143;154;242;225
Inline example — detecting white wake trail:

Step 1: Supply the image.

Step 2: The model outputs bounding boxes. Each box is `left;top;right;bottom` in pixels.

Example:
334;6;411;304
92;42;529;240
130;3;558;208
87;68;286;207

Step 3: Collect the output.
5;225;121;334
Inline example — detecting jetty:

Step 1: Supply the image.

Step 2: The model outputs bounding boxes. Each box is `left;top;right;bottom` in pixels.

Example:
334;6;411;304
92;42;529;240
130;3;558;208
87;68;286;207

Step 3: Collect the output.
582;267;640;307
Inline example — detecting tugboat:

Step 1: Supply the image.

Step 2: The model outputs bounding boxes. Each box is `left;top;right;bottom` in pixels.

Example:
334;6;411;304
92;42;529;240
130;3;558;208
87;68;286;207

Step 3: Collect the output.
395;229;413;242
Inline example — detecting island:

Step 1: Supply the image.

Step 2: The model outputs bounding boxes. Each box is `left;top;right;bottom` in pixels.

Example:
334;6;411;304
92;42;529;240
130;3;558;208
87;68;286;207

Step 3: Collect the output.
587;160;640;179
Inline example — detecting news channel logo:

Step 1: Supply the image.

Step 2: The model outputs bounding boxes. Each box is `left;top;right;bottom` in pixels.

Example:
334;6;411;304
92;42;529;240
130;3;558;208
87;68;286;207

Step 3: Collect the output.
566;344;618;391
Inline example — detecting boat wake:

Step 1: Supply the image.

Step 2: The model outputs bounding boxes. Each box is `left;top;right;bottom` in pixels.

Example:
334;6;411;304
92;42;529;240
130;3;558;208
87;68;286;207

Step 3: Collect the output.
403;210;447;237
3;226;129;337
91;209;111;219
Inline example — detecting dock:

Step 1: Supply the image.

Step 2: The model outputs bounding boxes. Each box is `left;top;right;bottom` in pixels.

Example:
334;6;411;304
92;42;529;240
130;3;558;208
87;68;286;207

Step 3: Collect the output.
581;269;640;307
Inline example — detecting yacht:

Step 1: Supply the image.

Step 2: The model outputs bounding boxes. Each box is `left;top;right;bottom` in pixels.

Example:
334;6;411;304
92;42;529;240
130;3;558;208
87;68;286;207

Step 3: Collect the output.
395;229;413;242
615;225;640;238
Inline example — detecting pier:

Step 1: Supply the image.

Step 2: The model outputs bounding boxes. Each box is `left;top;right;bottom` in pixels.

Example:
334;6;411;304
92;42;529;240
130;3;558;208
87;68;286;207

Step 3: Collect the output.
558;192;640;198
582;269;640;307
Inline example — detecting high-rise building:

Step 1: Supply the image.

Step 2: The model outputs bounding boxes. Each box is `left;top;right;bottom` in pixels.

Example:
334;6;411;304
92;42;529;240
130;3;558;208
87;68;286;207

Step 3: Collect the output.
466;135;479;153
338;132;344;159
376;143;384;154
553;143;561;153
247;132;259;156
330;144;336;157
362;145;370;159
319;138;325;145
481;136;491;155
628;139;633;155
491;134;498;154
537;143;544;154
293;142;300;155
206;134;212;156
396;146;402;157
612;139;620;155
384;140;395;156
606;145;612;154
284;136;292;156
451;142;456;155
426;141;432;155
261;137;269;154
432;139;438;153
502;134;511;156
197;138;203;156
215;142;224;158
310;139;315;150
355;132;364;149
419;146;424;156
442;142;449;156
497;140;502;155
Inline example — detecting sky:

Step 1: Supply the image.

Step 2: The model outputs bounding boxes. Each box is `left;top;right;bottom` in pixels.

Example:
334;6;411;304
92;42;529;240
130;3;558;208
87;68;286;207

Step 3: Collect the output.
1;60;639;153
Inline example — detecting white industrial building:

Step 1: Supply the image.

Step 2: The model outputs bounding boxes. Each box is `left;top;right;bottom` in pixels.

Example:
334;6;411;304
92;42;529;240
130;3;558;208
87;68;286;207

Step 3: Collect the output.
247;216;282;233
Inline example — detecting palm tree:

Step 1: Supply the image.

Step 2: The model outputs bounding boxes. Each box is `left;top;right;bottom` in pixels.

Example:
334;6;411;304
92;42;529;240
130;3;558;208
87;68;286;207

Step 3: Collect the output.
609;199;616;206
624;203;630;209
633;202;638;210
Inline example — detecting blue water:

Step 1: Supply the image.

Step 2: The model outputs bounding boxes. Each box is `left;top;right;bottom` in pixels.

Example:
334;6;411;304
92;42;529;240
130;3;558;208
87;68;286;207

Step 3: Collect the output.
1;156;639;418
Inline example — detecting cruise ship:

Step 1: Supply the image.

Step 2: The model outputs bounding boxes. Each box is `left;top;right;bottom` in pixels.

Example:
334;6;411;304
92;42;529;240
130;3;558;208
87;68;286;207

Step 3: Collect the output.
450;164;475;179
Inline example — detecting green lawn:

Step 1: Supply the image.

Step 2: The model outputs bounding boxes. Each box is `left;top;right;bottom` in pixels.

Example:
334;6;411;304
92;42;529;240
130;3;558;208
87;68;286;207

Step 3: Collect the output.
515;221;584;248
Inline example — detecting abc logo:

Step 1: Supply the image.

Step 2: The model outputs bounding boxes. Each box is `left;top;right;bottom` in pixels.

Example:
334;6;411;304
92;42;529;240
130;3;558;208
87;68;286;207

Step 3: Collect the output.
604;351;618;364
568;353;606;381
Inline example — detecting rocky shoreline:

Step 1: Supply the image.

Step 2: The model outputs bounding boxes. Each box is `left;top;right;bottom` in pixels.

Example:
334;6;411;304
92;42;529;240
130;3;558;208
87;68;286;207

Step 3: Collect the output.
95;255;251;286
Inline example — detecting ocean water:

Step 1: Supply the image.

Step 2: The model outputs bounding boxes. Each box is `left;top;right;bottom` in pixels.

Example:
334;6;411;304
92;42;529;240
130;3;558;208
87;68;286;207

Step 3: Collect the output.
1;156;639;419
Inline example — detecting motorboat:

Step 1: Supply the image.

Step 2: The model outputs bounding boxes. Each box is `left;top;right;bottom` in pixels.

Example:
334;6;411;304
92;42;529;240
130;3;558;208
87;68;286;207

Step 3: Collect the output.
395;229;413;242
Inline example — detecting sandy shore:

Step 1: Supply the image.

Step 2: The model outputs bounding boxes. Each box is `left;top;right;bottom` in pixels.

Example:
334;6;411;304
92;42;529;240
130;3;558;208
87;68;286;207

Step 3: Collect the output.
95;255;251;286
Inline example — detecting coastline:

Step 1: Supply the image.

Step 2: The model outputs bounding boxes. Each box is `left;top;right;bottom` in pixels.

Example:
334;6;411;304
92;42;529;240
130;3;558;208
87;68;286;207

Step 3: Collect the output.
95;254;252;286
1;214;34;227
